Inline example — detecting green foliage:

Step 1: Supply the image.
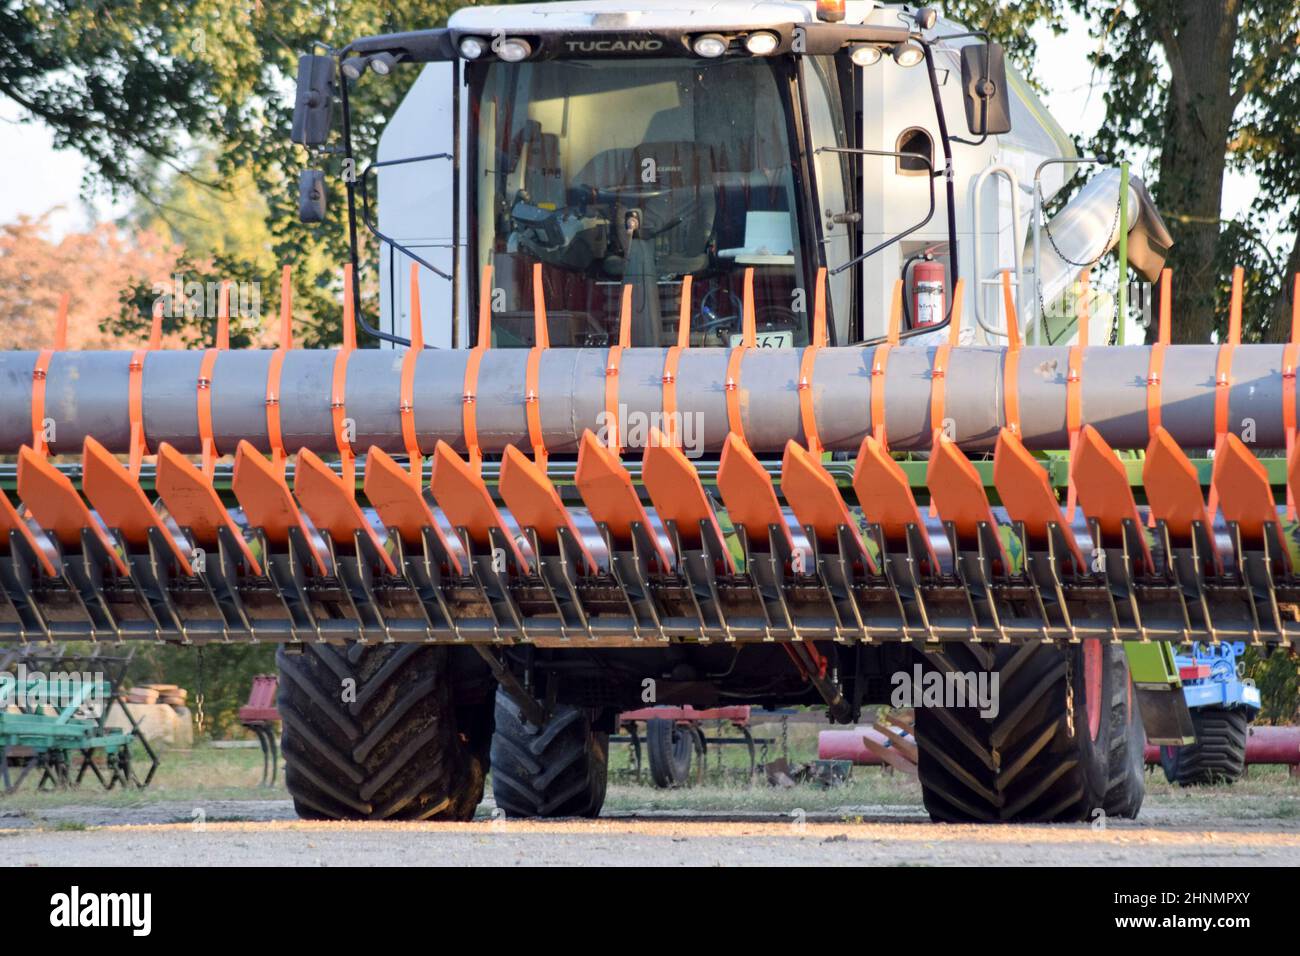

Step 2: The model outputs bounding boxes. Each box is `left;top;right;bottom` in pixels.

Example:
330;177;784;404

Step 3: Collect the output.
1242;648;1300;725
127;644;278;740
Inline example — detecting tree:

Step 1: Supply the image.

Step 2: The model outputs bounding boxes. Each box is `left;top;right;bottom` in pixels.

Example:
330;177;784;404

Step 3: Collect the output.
2;1;458;346
1066;0;1300;344
0;213;181;349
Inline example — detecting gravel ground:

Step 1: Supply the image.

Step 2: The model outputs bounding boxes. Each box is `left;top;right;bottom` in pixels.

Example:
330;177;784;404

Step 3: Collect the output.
2;799;1297;866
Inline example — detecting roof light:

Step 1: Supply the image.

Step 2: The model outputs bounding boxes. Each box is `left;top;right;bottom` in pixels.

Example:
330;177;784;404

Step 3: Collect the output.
745;32;779;56
459;36;486;60
816;0;846;23
693;34;727;58
495;37;532;62
340;56;367;80
916;7;939;30
892;40;925;68
368;52;396;76
850;44;883;67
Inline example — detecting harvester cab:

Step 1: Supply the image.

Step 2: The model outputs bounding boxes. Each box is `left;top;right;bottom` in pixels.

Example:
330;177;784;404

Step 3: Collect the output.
299;0;1170;353
3;1;1292;826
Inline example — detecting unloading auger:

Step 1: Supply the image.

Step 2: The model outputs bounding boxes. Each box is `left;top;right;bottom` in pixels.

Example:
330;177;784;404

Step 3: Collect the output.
1;263;1299;652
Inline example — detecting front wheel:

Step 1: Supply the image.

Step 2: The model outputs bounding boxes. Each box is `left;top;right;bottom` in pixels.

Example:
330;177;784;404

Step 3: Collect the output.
490;690;608;818
277;643;486;821
915;641;1124;823
1160;706;1249;786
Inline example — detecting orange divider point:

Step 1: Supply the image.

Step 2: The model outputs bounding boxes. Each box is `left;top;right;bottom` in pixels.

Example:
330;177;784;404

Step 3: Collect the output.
1207;267;1246;520
232;440;326;576
1289;440;1300;533
155;443;260;575
499;444;597;574
30;295;69;458
642;428;733;571
717;433;792;551
887;278;903;346
17;445;128;576
575;429;672;571
992;427;1084;569
603;285;633;452
127;302;162;479
293;448;395;574
429;440;527;569
399;263;424;480
526;263;549;467
1142;427;1213;550
662;274;693;447
1212;433;1283;546
854;434;938;569
926;436;1009;567
81;436;193;573
798;269;827;455
363;446;461;574
0;489;56;577
780;440;874;569
1072;425;1152;570
1283;272;1300;518
331;264;358;489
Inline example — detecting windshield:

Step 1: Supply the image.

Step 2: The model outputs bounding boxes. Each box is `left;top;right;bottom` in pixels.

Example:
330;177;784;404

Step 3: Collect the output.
470;57;811;348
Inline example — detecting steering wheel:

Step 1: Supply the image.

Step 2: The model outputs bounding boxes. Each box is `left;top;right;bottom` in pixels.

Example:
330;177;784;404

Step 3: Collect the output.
698;286;743;331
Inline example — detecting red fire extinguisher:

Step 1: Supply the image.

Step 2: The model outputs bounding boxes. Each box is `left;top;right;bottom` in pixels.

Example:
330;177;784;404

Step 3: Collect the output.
911;257;946;329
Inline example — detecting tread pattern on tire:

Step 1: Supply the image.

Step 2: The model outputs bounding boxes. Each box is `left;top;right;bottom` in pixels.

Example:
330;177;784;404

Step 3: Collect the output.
277;643;484;821
1162;706;1249;786
915;642;1114;823
1103;647;1146;818
646;718;694;788
490;690;608;818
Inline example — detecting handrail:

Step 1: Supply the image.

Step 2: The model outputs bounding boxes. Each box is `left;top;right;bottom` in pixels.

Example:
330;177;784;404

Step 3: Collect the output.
970;163;1024;341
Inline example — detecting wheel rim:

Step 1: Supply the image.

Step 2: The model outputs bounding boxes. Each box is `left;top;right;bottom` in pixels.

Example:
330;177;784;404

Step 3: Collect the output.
1083;640;1103;741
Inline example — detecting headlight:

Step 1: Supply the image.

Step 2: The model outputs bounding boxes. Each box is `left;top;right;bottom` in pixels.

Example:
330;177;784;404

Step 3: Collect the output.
459;37;486;60
693;34;728;58
496;38;532;62
850;44;883;67
745;32;779;56
892;40;925;68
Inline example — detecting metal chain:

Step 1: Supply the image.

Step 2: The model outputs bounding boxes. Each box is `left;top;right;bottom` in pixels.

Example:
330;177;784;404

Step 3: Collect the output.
1064;651;1076;738
1042;186;1122;270
195;647;206;737
1037;185;1125;345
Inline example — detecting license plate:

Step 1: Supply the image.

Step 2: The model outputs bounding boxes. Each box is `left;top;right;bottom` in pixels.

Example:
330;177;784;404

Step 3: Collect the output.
728;330;794;349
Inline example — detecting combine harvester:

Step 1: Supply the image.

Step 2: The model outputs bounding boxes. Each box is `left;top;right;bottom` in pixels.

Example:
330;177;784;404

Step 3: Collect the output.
0;0;1296;824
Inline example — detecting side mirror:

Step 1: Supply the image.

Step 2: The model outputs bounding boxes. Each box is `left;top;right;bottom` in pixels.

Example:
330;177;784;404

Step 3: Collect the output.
298;169;327;223
959;42;1011;136
291;54;336;147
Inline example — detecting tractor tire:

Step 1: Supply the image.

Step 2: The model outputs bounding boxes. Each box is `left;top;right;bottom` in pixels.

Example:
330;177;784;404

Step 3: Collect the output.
646;718;695;788
1102;647;1146;819
915;641;1123;823
276;643;486;821
490;689;609;818
1160;706;1249;786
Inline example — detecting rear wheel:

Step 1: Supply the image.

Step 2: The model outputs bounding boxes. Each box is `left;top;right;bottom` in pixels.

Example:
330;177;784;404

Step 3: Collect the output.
277;643;486;821
646;718;695;788
490;689;608;818
915;641;1120;823
1103;647;1146;819
1160;706;1249;786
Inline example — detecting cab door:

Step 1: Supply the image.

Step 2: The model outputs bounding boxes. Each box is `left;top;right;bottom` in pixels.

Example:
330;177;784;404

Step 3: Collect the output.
800;55;856;345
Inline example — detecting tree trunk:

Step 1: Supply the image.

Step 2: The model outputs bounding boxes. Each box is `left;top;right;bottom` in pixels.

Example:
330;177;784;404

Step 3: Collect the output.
1148;0;1241;345
1263;229;1300;343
